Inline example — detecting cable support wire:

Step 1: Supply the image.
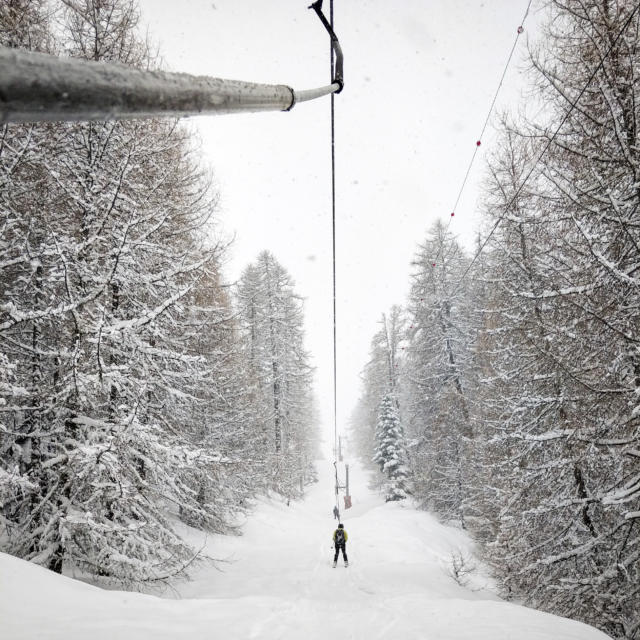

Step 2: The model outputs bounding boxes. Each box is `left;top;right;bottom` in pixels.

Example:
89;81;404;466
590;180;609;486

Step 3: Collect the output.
431;0;532;268
454;0;640;291
0;3;343;124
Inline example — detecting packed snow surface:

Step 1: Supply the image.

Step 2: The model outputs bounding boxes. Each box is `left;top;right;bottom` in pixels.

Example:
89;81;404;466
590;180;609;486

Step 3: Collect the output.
0;456;610;639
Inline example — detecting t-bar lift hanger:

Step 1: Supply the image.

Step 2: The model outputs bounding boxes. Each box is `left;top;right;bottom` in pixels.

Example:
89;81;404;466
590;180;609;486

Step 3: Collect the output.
0;2;343;124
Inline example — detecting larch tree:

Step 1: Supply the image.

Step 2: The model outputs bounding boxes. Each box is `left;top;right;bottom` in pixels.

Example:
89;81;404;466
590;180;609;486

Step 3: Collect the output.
351;306;406;466
235;251;317;499
0;0;244;583
477;1;640;635
403;220;476;528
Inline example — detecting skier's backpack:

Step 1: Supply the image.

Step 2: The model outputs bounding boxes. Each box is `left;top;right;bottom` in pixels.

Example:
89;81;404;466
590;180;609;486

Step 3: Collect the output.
335;528;345;545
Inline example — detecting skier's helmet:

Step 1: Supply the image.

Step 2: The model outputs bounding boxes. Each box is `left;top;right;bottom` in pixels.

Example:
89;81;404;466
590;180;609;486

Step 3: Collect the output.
338;523;344;529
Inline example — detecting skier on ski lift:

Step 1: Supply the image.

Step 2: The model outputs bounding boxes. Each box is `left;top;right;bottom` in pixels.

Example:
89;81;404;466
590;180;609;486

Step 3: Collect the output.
332;523;348;568
333;505;340;520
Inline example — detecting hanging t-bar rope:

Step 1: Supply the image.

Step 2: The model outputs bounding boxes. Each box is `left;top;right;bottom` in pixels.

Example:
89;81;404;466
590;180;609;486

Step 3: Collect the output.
0;4;343;125
315;0;340;481
320;0;341;510
309;0;344;93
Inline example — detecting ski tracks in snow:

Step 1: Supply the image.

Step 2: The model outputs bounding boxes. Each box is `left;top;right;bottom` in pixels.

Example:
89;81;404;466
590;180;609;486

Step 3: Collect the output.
0;455;613;639
175;456;610;640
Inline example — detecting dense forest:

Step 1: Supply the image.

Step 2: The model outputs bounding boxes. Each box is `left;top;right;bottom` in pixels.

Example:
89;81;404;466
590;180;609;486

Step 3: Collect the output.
0;0;317;584
352;1;640;638
2;0;640;638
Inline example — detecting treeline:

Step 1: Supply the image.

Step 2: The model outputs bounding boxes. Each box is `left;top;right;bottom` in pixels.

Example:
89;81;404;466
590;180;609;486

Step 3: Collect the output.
352;1;640;638
0;0;316;584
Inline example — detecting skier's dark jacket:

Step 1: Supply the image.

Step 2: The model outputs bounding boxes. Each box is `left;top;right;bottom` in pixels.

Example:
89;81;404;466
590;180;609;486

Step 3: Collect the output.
333;528;348;543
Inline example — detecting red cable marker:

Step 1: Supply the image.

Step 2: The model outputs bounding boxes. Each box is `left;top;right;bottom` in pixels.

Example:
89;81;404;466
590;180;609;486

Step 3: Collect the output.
430;0;532;278
455;0;638;292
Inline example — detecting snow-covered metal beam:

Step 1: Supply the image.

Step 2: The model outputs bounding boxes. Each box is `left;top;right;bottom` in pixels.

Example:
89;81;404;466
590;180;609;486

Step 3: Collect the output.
0;47;341;124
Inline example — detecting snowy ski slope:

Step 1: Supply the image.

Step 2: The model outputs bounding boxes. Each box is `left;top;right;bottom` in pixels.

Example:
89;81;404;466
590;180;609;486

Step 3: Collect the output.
0;455;610;639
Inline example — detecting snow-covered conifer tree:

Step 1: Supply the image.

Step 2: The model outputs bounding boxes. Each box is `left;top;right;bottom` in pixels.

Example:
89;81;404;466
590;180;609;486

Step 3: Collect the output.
373;394;409;502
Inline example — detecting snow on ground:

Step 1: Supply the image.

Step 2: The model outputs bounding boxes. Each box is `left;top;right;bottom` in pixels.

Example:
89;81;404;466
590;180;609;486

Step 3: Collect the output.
0;455;611;640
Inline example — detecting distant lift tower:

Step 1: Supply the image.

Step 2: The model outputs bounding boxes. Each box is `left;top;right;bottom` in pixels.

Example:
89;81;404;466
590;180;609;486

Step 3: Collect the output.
335;461;352;510
344;464;352;509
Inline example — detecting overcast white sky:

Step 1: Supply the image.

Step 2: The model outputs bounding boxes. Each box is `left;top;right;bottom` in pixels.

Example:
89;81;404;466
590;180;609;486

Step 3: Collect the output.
137;0;537;442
